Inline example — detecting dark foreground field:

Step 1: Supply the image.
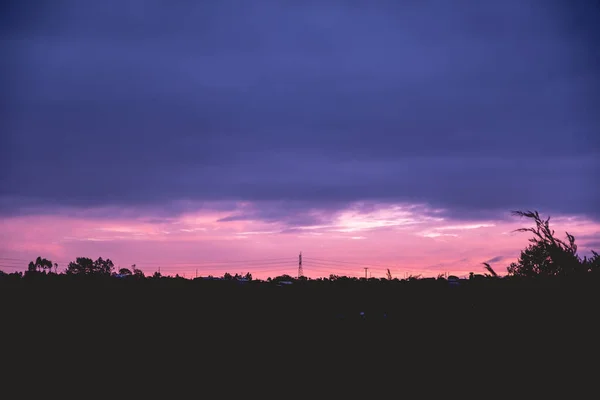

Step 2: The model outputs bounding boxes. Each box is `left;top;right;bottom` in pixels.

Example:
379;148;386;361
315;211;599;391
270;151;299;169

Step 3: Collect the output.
2;275;599;395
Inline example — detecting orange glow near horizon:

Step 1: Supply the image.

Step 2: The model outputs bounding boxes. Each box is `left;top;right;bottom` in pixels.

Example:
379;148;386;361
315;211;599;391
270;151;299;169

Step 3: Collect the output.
1;203;599;280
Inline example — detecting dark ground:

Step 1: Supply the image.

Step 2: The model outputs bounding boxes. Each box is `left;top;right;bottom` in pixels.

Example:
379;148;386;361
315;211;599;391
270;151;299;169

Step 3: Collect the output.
2;275;598;395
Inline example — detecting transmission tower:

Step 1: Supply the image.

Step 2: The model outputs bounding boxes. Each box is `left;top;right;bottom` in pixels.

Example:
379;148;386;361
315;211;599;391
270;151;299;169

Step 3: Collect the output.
298;252;303;279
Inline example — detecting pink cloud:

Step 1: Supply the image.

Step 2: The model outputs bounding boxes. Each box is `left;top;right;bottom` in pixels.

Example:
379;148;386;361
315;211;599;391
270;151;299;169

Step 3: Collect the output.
1;204;599;280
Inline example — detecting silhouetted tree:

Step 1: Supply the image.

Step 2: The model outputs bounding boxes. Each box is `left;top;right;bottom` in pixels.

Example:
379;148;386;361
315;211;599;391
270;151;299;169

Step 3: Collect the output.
65;257;114;276
1;270;23;279
118;268;133;276
133;268;145;278
507;210;584;277
130;264;144;278
27;256;53;274
273;274;294;283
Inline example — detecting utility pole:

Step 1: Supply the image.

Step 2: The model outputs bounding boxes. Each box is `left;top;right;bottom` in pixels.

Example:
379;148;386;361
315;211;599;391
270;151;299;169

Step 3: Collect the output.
195;268;198;279
364;267;368;279
298;252;303;279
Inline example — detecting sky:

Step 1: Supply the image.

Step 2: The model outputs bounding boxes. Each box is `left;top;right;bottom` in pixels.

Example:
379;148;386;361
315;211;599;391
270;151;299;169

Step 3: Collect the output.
1;0;599;279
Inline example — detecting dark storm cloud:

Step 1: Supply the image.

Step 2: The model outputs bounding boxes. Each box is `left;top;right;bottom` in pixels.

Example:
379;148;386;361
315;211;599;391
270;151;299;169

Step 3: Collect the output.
1;0;599;222
485;256;505;264
216;200;342;228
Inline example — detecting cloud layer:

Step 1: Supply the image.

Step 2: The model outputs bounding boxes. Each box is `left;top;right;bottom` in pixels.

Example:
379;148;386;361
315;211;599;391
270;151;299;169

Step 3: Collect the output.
1;0;599;223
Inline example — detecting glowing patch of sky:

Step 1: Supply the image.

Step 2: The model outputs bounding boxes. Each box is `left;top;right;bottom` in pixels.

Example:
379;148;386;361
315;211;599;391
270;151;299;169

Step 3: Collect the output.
1;203;599;279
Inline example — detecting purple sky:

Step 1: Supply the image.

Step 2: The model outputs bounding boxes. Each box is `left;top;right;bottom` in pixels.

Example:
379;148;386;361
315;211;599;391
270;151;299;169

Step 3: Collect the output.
1;0;599;278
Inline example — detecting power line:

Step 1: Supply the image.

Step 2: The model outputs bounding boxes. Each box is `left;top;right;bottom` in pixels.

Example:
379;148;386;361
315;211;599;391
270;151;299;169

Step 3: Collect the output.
0;254;458;272
204;266;294;273
155;264;296;273
0;255;392;268
302;262;360;272
302;267;363;277
113;257;294;266
0;256;294;265
0;258;296;271
303;257;397;269
0;263;295;273
154;265;296;274
302;260;390;273
154;260;295;270
0;254;476;278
